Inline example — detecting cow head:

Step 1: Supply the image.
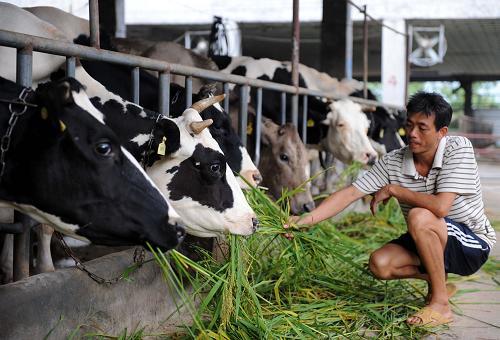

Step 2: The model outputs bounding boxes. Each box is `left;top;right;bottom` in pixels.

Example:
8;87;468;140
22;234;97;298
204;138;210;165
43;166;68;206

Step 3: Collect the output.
0;77;185;250
321;99;378;165
259;118;314;214
176;84;262;189
146;96;259;238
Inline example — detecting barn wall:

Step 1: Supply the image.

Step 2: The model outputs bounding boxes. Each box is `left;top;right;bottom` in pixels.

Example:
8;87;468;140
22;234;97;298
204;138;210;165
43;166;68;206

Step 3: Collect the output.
0;249;193;338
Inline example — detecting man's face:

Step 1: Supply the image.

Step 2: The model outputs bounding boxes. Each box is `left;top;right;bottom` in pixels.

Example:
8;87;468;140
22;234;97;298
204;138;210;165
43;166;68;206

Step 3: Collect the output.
405;112;447;154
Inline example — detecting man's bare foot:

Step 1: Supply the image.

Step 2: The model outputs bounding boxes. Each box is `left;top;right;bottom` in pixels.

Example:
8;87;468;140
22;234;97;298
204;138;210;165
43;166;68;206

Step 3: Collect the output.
425;283;457;303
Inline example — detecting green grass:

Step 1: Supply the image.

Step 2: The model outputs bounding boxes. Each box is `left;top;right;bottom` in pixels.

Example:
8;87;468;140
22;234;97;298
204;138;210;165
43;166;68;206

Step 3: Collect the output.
148;186;437;339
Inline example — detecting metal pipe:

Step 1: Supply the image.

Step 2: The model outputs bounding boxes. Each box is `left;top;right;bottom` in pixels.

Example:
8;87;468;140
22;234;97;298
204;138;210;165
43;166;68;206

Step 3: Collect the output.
0;29;404;110
65;56;76;78
291;94;299;127
16;47;32;87
185;76;193;108
131;67;140;104
159;71;170;117
291;0;300;88
404;26;411;104
238;85;249;147
254;88;263;165
89;0;100;48
345;3;353;79
115;0;126;38
302;95;308;143
362;5;368;99
223;82;230;113
280;92;286;125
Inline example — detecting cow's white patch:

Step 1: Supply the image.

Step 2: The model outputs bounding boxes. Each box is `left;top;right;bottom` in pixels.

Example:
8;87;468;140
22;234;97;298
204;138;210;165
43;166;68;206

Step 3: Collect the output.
72;88;105;124
131;133;150;147
0;200;88;241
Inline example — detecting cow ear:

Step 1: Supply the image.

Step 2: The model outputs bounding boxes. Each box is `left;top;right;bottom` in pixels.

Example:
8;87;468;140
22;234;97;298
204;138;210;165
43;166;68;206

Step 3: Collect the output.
261;118;278;146
198;83;218;98
154;118;181;156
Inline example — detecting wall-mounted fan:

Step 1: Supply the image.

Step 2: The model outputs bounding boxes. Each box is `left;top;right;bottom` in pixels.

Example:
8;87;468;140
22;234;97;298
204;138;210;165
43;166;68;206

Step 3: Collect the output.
408;25;447;67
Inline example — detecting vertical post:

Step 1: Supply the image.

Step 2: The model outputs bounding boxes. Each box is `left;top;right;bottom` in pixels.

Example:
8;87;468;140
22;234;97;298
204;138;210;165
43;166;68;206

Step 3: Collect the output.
184;32;191;49
302;95;308;143
280;92;286;125
159;71;170;117
462;79;473;117
254;88;263;165
16;47;32;88
13;212;34;281
185;76;193;109
115;0;126;38
363;5;368;99
405;29;411;104
131;67;140;104
291;0;300;126
239;85;249;147
223;83;230;113
345;3;353;80
66;56;76;78
89;0;100;48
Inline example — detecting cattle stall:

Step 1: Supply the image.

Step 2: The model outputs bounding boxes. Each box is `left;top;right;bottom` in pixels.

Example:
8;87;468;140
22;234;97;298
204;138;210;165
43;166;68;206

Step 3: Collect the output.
0;3;401;336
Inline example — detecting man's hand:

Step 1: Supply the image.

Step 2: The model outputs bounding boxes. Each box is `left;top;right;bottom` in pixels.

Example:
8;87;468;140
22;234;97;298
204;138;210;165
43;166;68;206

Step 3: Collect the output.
283;215;301;240
370;184;394;215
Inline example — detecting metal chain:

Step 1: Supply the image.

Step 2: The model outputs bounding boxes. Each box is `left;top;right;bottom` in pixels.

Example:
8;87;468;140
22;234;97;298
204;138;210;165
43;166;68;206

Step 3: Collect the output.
0;87;32;181
54;231;145;285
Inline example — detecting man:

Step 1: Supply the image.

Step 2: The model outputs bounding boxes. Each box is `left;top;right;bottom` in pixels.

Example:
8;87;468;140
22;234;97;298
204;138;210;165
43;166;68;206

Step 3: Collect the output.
285;92;495;326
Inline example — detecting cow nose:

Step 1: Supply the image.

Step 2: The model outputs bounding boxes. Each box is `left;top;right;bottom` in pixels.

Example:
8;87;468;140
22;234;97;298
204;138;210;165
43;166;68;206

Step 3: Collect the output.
252;172;263;185
367;153;377;166
175;224;186;244
303;201;315;213
252;218;259;232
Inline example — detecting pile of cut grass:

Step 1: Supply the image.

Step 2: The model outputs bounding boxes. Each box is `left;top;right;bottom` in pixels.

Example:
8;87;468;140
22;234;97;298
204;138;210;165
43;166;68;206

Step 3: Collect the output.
151;186;437;339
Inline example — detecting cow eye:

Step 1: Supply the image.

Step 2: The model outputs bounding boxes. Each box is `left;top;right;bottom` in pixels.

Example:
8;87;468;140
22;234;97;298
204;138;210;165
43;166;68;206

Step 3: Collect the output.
95;141;113;156
279;153;289;162
210;163;220;173
337;123;345;127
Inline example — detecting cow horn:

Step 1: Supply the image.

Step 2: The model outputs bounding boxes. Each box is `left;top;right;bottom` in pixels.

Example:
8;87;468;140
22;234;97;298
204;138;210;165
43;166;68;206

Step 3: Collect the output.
190;94;225;113
190;119;213;134
362;105;377;113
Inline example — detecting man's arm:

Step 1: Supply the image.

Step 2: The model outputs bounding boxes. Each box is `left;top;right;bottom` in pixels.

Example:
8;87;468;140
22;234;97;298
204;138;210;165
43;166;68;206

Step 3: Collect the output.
371;184;457;218
293;185;366;226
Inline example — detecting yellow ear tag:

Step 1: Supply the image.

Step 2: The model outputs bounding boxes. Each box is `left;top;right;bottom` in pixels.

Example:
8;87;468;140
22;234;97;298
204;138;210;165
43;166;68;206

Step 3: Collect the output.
307;119;315;127
157;136;167;156
59;120;66;132
41;107;49;120
398;127;406;136
247;122;253;135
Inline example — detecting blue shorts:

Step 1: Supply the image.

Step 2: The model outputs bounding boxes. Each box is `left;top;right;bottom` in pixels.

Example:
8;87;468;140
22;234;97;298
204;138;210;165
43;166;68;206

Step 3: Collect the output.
389;218;490;276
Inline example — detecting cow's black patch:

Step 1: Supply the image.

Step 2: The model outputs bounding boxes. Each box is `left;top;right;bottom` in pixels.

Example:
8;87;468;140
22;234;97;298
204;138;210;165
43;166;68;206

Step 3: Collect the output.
166;166;179;174
168;144;234;212
211;55;233;71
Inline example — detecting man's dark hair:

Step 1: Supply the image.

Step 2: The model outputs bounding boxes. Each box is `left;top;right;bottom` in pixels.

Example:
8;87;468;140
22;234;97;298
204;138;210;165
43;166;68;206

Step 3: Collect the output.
406;91;452;130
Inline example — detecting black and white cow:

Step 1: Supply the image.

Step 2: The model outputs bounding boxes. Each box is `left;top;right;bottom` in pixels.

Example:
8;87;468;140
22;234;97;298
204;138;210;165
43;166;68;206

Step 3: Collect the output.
212;56;378;165
22;5;262;190
0;3;258;238
0;76;184;250
350;89;407;153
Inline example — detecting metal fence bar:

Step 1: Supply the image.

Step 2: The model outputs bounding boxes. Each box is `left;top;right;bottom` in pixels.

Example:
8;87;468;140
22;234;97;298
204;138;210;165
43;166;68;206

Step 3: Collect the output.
223;83;230;113
158;71;170;117
362;5;368;99
291;94;299;127
302;95;308;143
0;29;404;111
185;76;192;108
239;85;249;147
65;56;76;78
16;47;32;87
280;92;286;125
89;0;100;48
254;88;263;165
131;67;140;104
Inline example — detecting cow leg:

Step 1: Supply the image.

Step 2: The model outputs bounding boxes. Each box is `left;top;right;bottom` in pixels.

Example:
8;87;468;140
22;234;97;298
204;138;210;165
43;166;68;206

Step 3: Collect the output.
0;234;13;284
33;224;55;274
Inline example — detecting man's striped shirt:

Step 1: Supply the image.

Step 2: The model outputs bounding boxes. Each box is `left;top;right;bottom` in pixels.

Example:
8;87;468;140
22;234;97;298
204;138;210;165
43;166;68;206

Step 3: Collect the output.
353;136;496;248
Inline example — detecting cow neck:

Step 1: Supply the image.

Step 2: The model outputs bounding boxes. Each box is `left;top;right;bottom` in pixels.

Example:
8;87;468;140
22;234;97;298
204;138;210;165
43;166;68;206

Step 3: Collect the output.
141;112;163;169
0;87;36;182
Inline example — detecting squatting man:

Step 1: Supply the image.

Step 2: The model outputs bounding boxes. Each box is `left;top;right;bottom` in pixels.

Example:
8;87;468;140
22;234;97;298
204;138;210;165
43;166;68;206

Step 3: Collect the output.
284;92;496;327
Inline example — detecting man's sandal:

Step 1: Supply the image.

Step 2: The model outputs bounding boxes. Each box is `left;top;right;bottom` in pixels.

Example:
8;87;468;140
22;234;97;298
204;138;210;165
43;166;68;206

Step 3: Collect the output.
425;283;458;303
406;306;453;327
